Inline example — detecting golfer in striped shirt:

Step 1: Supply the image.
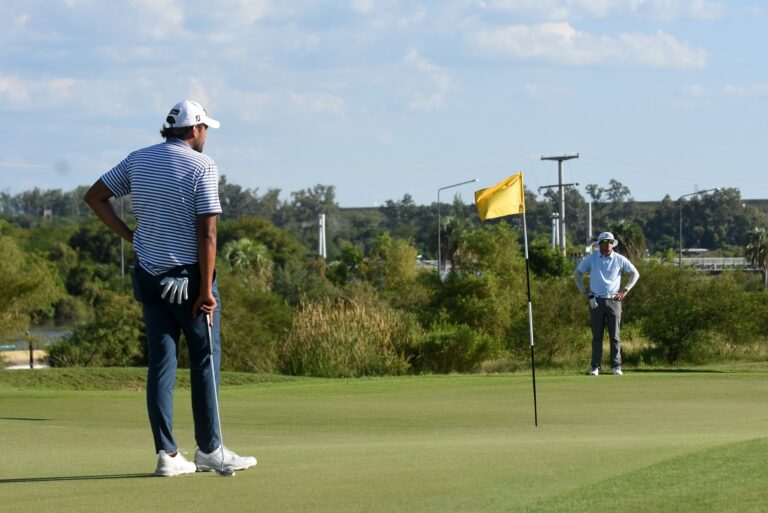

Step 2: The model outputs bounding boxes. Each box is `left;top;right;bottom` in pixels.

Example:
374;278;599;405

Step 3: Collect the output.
85;100;256;476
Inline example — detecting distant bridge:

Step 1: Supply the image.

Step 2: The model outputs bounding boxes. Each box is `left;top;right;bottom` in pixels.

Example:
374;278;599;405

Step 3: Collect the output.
420;257;759;273
679;257;758;272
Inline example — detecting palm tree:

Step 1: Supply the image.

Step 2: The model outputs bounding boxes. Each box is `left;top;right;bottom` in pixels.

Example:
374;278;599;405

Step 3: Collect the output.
441;216;472;272
608;220;646;261
222;238;274;290
745;227;768;289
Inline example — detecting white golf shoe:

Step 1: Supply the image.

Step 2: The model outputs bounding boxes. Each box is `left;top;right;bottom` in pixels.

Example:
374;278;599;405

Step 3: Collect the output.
195;445;257;472
588;367;599;376
155;450;197;477
612;367;623;375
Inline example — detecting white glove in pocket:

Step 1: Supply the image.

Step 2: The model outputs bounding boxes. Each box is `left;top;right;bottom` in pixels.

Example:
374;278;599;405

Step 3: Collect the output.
159;276;189;305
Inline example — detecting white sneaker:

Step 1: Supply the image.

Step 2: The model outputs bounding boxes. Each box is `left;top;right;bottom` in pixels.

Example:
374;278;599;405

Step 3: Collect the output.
612;367;623;375
155;450;197;477
195;446;257;472
588;367;599;376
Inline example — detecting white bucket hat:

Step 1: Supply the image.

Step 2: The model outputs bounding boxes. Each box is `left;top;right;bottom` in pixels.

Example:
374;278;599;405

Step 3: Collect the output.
165;100;220;129
597;231;618;247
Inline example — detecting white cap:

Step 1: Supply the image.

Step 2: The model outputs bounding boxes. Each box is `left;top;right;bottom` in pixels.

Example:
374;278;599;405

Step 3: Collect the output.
165;100;220;129
596;231;618;246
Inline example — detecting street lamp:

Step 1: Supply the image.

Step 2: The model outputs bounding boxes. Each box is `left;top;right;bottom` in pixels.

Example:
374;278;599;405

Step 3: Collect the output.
678;188;719;269
438;179;477;278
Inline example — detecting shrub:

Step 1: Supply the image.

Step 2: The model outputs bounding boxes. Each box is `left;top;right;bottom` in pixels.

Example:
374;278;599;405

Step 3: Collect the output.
0;236;62;338
48;290;145;367
280;292;417;377
53;296;92;324
521;276;592;365
217;268;292;373
630;262;756;364
427;270;527;346
273;255;338;305
411;323;502;373
528;236;573;278
434;222;528;340
362;234;431;311
218;216;305;268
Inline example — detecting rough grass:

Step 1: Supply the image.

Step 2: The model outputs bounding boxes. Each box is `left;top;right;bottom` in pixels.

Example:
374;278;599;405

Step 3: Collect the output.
0;367;299;391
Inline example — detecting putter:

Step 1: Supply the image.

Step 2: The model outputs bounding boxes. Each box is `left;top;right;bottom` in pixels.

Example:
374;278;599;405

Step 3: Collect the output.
205;312;235;477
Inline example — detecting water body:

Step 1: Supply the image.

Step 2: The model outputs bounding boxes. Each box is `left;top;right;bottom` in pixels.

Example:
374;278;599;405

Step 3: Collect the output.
0;325;72;351
1;326;71;369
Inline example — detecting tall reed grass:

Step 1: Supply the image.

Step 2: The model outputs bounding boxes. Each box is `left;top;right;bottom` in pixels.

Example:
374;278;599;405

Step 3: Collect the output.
280;296;418;377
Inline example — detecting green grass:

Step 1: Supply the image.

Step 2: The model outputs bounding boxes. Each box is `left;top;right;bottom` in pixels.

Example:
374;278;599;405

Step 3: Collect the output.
0;367;299;390
0;369;766;513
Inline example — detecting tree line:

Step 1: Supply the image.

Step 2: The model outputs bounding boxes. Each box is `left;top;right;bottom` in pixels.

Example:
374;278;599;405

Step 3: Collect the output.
1;178;768;375
4;177;767;260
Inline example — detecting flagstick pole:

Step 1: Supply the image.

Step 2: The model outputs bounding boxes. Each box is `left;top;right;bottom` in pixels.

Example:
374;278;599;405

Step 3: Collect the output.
522;212;538;427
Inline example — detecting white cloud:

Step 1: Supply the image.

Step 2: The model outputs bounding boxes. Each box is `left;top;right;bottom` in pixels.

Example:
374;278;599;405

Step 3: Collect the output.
0;76;31;102
49;78;78;97
403;50;455;110
683;84;706;98
61;0;96;7
223;90;271;122
617;30;707;68
578;0;723;20
129;0;185;40
13;12;30;28
350;0;376;14
473;23;707;69
98;45;161;63
187;78;217;109
202;0;274;31
651;0;723;21
525;83;575;99
724;84;768;98
671;83;710;109
291;92;346;115
398;6;427;27
485;0;724;21
0;75;82;105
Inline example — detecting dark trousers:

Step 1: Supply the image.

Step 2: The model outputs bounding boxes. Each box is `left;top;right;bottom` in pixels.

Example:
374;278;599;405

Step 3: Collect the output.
132;263;222;454
589;297;622;369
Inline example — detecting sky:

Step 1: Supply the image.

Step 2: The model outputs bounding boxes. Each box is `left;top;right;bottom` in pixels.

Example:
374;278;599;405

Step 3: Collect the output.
1;0;767;207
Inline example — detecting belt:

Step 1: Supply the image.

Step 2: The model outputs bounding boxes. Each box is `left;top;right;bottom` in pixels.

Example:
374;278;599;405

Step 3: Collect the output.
590;293;615;299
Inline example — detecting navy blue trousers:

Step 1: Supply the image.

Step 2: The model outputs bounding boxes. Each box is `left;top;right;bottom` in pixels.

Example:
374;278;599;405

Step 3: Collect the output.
132;264;222;454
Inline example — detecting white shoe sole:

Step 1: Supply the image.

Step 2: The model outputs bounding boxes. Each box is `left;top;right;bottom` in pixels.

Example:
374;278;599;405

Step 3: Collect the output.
196;460;257;472
155;467;197;477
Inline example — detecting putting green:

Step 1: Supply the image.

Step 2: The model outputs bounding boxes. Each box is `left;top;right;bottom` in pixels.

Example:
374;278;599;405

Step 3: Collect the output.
1;371;766;513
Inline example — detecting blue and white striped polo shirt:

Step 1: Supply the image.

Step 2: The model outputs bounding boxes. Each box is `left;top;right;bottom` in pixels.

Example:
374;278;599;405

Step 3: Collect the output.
100;139;222;276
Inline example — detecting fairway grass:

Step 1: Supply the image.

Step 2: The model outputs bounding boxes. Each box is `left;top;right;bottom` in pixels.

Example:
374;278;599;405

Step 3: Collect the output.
1;370;766;513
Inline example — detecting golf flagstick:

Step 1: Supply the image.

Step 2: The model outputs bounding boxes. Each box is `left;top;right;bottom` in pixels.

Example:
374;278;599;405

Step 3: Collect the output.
474;173;537;427
205;312;234;477
522;213;538;426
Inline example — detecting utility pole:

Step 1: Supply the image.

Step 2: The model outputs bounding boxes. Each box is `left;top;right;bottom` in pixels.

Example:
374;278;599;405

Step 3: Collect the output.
550;213;559;250
540;154;579;255
318;213;327;259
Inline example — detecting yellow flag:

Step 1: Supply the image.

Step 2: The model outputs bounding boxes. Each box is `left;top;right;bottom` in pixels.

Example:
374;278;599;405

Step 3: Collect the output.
475;172;525;221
